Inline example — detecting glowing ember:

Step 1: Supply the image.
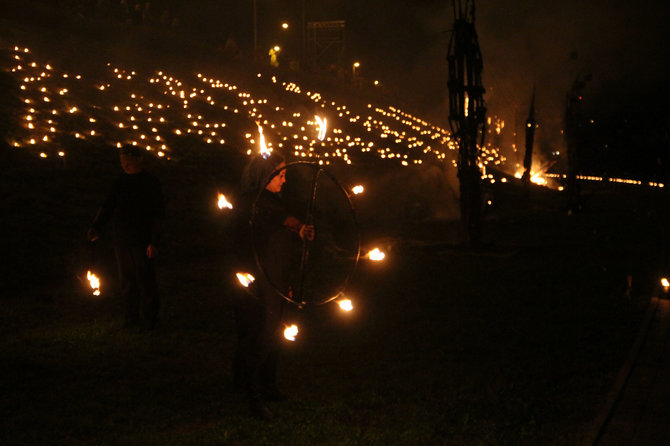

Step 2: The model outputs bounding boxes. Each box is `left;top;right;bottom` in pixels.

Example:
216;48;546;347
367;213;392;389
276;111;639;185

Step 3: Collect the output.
284;324;299;341
217;192;233;210
338;299;354;312
87;270;101;296
352;185;364;195
315;115;327;141
367;248;385;261
257;122;271;159
236;272;255;287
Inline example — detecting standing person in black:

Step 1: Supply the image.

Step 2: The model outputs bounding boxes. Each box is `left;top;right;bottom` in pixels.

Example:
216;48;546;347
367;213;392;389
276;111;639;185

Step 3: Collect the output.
88;144;164;331
231;153;314;420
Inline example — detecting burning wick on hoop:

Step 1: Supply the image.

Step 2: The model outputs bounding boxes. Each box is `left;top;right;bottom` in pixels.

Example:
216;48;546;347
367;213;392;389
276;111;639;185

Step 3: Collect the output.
283;324;299;341
337;299;354;312
366;248;385;261
236;272;255;288
352;185;364;195
315;115;327;141
256;122;271;159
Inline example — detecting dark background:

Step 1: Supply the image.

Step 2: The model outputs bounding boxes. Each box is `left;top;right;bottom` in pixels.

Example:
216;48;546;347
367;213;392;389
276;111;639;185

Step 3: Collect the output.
110;0;670;179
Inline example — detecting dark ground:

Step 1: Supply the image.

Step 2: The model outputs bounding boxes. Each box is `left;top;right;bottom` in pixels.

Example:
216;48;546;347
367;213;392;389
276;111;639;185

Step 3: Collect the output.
1;141;666;444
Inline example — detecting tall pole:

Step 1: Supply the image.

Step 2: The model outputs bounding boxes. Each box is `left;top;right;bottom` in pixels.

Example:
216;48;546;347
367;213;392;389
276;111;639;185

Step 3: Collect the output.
521;87;536;186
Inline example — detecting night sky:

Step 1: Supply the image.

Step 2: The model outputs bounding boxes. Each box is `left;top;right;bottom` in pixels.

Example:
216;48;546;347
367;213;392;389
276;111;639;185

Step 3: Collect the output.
36;0;670;175
180;0;669;130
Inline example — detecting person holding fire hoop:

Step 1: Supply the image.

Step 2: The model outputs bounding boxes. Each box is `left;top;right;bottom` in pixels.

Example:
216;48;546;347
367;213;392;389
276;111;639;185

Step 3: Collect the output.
230;152;314;420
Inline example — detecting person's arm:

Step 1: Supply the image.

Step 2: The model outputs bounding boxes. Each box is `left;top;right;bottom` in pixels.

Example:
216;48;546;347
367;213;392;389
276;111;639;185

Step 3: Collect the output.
283;216;314;241
256;191;314;240
146;178;165;259
88;181;118;241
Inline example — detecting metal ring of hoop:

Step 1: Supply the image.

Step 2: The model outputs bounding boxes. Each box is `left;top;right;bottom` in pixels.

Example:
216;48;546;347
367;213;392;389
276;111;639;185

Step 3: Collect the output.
251;161;360;306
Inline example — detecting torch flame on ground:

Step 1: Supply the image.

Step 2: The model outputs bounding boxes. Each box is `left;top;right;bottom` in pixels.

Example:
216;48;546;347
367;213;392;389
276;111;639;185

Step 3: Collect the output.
315;115;327;141
338;299;354;312
352;185;364;195
367;248;385;261
217;192;233;210
256;122;271;159
236;272;255;287
661;277;670;290
284;324;299;341
87;270;101;296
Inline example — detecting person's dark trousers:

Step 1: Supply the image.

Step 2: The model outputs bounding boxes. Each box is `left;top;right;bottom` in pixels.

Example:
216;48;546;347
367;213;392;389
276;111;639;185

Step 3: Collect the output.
234;280;284;402
115;245;160;329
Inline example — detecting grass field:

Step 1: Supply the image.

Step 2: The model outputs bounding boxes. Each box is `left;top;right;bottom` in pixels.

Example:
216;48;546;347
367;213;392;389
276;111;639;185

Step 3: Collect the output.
2;143;664;444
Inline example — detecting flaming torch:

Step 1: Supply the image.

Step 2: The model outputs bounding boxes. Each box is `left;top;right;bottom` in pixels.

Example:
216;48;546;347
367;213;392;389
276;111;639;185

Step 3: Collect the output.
366;248;385;261
661;277;669;293
87;270;101;296
217;192;233;210
283;324;299;341
257;122;271;159
315;115;327;141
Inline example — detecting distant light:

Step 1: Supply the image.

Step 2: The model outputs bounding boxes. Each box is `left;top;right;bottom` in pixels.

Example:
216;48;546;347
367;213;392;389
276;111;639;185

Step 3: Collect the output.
282;22;289;29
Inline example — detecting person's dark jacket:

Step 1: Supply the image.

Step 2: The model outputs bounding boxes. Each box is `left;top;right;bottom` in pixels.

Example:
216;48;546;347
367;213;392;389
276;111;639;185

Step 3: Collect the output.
231;189;302;292
92;171;164;247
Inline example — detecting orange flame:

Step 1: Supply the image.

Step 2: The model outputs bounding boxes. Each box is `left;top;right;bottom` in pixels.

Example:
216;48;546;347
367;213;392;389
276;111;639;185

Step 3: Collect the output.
257;122;271;158
367;248;385;261
338;299;354;312
315;115;327;141
283;324;298;341
352;185;364;195
515;169;547;186
236;272;255;287
87;270;101;296
217;193;233;210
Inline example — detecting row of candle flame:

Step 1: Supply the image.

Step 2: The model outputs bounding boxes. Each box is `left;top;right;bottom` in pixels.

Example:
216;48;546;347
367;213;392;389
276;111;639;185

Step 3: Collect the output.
7;44;503;172
9;44;667;193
